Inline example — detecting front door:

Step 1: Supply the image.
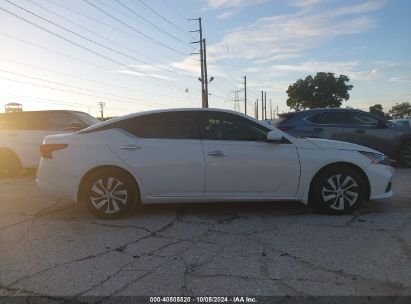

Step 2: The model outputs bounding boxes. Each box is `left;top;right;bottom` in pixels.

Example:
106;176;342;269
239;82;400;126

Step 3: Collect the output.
198;112;300;197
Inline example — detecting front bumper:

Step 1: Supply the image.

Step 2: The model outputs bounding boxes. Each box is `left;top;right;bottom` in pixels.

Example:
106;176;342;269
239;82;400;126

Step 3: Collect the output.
366;164;394;200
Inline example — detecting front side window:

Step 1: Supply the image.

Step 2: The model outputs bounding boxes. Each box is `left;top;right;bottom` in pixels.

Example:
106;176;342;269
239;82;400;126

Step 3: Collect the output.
47;112;85;131
199;112;269;141
347;112;380;125
122;112;199;139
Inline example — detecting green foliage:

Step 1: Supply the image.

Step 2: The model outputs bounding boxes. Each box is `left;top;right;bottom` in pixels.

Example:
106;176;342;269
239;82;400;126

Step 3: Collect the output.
369;104;386;119
286;72;353;110
389;102;411;118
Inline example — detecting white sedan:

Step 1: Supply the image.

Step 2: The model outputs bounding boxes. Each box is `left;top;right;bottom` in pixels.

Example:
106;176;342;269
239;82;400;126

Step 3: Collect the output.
36;109;394;219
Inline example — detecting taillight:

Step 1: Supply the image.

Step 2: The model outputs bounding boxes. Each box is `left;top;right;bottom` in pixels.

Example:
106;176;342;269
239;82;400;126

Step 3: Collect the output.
40;144;68;159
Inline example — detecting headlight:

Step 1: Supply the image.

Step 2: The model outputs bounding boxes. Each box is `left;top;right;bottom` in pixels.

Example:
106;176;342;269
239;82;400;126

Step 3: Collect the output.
359;151;391;165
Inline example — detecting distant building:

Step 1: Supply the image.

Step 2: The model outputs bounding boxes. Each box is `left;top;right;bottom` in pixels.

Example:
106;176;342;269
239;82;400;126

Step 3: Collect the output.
5;103;23;113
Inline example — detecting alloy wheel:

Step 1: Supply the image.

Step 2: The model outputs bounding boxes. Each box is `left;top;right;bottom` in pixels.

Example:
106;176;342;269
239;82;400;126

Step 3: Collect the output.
321;174;359;211
90;177;128;214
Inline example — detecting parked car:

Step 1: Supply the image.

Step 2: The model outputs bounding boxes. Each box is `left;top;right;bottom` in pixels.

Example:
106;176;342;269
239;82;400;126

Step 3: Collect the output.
0;110;99;176
390;118;411;127
37;108;393;219
274;108;411;167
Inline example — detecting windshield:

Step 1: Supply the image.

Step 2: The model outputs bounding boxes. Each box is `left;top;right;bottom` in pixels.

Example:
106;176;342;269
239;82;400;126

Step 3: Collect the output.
75;112;100;126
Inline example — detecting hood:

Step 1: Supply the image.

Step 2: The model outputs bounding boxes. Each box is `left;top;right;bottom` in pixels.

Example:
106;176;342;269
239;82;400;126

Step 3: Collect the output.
306;138;382;154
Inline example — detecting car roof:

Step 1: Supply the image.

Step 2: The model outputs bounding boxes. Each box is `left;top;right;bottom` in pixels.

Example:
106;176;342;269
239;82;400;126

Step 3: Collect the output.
0;110;85;115
79;108;271;133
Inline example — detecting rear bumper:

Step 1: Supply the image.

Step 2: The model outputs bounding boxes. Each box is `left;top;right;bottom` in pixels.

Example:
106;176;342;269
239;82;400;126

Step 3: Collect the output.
36;159;79;202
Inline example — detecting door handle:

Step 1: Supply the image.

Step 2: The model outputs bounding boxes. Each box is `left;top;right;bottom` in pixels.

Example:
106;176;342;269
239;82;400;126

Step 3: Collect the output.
313;127;324;132
208;150;228;157
120;144;141;150
355;129;365;134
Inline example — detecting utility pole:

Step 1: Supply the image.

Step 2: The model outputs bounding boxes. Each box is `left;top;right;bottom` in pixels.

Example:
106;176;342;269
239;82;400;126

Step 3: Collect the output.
270;99;273;119
233;90;241;112
203;38;209;108
97;101;105;120
189;18;205;108
261;91;264;120
243;76;247;115
256;99;259;120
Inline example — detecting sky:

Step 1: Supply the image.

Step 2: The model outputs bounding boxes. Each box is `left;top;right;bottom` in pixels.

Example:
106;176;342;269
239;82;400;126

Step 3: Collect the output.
0;0;410;117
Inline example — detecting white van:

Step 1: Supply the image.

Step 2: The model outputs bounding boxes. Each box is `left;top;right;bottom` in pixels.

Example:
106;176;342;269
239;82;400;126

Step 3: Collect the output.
0;110;99;176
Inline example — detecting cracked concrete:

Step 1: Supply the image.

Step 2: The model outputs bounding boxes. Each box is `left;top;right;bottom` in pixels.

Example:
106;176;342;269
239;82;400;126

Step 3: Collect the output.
0;170;410;299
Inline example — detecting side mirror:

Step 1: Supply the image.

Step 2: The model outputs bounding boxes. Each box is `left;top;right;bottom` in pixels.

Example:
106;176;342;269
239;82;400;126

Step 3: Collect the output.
267;130;283;142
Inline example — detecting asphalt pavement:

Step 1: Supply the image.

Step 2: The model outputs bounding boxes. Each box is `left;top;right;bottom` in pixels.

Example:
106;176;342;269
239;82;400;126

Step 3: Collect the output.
0;169;410;301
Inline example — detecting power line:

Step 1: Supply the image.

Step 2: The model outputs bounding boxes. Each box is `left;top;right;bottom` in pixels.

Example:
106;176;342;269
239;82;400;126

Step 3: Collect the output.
134;0;194;39
114;0;193;48
0;57;184;99
3;0;172;72
82;0;188;56
0;75;172;108
23;0;171;69
0;69;172;107
0;31;193;92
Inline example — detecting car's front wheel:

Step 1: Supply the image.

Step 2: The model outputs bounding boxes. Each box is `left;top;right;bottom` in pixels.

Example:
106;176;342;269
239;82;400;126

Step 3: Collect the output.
82;168;139;219
310;166;366;215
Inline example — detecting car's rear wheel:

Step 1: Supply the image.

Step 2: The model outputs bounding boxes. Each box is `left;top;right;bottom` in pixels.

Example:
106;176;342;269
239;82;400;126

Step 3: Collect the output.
398;141;411;167
310;166;366;215
0;150;21;178
82;168;139;219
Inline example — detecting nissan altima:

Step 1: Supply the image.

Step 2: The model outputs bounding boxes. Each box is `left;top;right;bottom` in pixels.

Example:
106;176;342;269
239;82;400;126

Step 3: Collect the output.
36;109;394;219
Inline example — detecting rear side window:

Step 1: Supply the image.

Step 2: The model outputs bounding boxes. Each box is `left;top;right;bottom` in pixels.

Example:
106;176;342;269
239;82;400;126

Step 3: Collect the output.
122;112;199;139
307;112;348;125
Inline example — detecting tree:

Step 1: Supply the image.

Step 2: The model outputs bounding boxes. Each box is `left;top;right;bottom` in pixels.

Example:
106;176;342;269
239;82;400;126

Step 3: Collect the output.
286;72;353;110
369;104;391;120
389;102;411;118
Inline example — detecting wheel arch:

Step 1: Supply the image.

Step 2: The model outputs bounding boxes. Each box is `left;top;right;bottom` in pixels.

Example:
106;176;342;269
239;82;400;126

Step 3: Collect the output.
77;165;141;203
0;147;22;168
308;162;371;202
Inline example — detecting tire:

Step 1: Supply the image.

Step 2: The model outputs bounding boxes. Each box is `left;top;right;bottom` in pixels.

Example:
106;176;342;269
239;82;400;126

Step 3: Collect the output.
309;166;366;215
398;141;411;167
82;168;139;219
0;150;21;178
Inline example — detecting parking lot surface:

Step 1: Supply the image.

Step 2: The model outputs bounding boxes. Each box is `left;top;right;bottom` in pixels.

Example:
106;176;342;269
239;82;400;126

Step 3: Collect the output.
0;170;410;300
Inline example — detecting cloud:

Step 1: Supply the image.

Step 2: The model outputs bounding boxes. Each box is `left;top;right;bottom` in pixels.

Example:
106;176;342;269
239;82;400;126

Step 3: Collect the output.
389;77;411;83
216;10;237;19
207;0;267;9
170;57;228;78
289;0;326;8
207;1;386;62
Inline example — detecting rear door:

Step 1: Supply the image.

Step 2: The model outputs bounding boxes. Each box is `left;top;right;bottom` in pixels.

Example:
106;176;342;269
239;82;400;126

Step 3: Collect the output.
108;111;205;197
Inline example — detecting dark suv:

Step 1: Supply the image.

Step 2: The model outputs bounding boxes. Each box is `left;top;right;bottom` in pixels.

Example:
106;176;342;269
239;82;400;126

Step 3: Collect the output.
274;108;411;166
